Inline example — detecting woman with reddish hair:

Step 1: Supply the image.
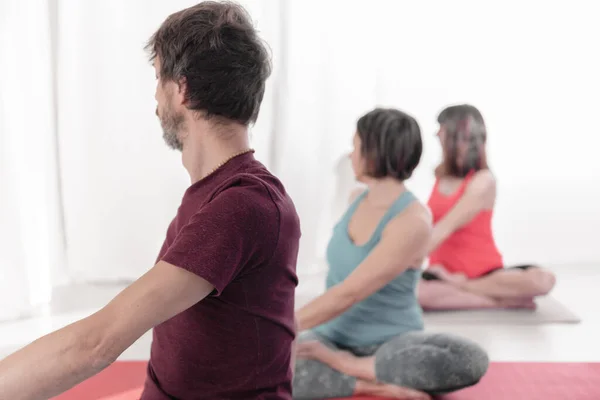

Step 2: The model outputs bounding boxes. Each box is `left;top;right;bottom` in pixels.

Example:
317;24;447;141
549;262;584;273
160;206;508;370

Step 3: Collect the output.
418;105;556;310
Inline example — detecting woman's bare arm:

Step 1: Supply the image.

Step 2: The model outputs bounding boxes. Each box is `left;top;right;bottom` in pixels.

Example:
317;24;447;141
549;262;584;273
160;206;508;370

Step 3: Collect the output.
428;170;496;253
296;204;432;331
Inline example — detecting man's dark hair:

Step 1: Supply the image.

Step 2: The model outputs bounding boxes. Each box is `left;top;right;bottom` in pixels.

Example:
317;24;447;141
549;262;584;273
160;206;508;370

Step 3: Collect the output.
356;108;422;181
146;1;271;125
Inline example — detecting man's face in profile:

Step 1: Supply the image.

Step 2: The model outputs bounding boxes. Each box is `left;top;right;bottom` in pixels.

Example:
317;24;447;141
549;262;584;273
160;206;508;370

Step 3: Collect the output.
154;58;184;151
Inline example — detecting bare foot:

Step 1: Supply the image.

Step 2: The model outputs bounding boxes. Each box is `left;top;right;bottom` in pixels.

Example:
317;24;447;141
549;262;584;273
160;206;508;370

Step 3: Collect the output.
296;340;344;362
297;340;357;370
297;340;377;382
384;384;432;399
497;297;537;310
355;380;432;399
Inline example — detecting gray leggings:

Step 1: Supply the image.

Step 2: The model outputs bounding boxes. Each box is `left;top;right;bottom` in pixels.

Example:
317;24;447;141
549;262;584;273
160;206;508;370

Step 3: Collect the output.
293;331;489;399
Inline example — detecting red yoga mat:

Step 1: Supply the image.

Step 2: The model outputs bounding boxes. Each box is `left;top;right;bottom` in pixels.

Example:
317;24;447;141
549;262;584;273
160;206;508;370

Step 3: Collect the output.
338;363;600;400
52;362;146;400
54;361;600;400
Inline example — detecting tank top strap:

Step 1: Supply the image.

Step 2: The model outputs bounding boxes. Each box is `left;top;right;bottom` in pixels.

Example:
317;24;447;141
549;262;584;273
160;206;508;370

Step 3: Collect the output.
371;190;416;238
339;189;368;224
430;178;441;197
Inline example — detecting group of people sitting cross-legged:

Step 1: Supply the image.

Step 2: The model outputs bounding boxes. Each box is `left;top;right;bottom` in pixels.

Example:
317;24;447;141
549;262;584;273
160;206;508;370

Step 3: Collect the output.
293;105;556;399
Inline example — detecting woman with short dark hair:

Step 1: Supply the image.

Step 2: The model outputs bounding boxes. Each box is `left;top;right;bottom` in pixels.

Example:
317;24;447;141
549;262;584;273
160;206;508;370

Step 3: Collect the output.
418;104;556;311
293;108;488;399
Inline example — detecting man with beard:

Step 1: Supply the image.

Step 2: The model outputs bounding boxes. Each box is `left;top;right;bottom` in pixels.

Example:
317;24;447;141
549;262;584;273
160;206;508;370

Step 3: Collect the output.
0;2;301;399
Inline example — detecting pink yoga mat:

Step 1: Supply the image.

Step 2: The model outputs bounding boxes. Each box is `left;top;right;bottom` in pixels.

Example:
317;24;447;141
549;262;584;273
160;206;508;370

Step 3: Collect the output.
335;363;600;400
55;361;600;399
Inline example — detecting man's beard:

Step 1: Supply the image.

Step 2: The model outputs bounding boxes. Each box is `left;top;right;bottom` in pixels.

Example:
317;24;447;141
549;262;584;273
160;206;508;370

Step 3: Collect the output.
157;105;185;151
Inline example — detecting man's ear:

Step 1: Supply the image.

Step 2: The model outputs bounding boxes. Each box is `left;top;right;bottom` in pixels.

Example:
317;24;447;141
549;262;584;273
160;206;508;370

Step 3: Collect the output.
176;77;188;105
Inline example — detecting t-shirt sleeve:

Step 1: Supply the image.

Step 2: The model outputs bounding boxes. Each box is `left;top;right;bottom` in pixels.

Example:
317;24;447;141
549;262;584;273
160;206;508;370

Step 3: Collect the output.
160;186;274;295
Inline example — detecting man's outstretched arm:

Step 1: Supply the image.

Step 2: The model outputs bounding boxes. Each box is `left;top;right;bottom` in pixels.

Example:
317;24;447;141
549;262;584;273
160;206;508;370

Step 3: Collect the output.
0;261;214;400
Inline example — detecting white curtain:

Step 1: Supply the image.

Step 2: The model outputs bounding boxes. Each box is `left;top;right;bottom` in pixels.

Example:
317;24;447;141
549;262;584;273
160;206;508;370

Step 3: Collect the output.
0;0;66;320
272;0;381;275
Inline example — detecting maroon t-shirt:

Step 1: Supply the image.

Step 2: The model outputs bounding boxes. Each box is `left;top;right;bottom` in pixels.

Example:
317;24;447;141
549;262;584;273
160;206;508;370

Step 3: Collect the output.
140;153;300;400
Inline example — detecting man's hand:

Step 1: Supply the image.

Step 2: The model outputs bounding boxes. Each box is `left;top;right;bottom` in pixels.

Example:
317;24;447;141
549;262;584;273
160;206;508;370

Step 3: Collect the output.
0;261;214;400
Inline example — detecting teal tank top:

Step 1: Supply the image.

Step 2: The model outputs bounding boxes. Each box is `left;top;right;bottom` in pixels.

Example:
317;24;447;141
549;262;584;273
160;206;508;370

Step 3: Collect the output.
314;190;424;348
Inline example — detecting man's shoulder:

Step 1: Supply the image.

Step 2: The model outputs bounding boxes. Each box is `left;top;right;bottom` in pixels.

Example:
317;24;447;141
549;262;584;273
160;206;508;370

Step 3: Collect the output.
211;170;289;216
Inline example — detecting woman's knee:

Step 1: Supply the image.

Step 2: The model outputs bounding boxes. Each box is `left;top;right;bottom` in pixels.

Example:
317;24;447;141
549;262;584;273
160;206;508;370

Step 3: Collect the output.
293;358;355;399
374;333;489;392
526;267;556;296
445;334;489;385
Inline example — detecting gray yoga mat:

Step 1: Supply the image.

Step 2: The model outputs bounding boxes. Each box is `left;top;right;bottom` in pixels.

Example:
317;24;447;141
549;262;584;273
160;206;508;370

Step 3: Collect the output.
423;296;581;325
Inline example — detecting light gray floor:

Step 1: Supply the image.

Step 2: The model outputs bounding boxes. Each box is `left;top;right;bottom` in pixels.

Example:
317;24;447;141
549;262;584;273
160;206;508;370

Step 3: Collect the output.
1;264;599;362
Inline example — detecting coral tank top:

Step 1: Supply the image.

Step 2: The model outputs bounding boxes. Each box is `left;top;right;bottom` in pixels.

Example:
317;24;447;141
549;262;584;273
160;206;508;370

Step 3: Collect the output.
427;171;503;278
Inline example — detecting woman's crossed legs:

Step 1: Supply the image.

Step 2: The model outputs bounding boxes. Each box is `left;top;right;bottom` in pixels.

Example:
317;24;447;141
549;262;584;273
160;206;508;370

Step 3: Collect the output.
293;331;488;400
418;264;557;311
